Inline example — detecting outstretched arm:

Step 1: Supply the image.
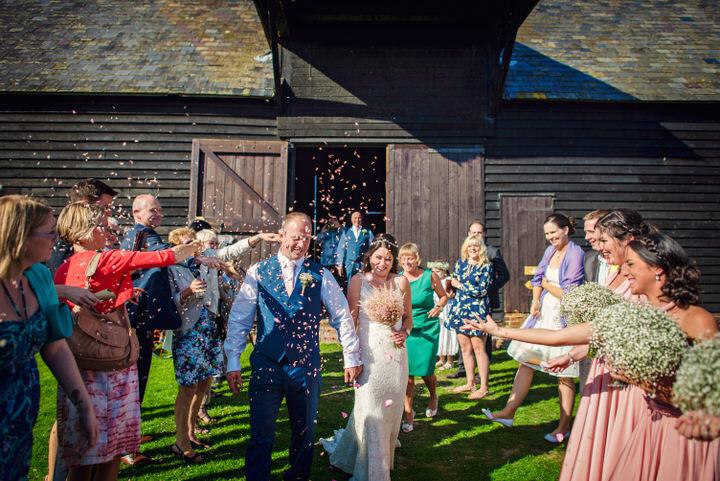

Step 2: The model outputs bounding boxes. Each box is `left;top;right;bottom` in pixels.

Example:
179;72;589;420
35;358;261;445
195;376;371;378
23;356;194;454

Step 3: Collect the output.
463;314;591;346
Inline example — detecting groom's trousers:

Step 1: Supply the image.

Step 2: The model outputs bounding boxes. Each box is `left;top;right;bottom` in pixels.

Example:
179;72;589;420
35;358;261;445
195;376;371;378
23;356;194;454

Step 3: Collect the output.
246;353;322;481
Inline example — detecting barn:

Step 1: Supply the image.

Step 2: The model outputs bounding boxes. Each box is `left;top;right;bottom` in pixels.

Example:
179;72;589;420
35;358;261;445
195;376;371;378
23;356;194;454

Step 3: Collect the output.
0;0;718;314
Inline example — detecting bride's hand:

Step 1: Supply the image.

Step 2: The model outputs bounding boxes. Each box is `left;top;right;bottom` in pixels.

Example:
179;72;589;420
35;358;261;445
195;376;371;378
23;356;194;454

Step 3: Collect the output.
390;328;409;346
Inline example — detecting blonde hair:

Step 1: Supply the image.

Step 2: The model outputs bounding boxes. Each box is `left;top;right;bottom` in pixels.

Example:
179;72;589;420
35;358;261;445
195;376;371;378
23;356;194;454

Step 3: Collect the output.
0;195;53;281
195;229;218;244
168;227;195;246
57;203;105;245
461;235;489;264
398;242;421;266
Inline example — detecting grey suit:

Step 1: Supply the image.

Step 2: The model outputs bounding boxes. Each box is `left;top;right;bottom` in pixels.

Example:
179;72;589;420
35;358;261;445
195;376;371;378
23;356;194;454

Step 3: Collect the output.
583;251;600;283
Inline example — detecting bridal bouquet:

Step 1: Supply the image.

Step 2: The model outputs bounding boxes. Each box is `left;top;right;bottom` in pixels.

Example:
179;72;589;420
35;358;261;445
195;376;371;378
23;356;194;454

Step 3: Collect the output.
673;337;720;416
361;286;405;347
559;282;623;326
589;301;687;384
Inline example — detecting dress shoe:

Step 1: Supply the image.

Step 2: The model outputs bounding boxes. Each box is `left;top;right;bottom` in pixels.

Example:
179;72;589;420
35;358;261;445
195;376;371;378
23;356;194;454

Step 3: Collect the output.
482;408;513;427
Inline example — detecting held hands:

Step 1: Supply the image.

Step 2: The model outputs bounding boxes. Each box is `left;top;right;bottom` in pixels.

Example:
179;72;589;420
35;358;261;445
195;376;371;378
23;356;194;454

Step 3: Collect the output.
344;364;363;384
227;370;243;395
675;411;720;441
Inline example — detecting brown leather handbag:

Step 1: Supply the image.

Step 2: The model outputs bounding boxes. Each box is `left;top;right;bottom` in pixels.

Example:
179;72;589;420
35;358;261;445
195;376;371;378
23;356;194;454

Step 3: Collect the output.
66;253;140;371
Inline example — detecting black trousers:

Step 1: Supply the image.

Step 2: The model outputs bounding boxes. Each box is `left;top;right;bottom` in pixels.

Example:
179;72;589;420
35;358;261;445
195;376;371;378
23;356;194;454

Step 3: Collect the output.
135;324;155;404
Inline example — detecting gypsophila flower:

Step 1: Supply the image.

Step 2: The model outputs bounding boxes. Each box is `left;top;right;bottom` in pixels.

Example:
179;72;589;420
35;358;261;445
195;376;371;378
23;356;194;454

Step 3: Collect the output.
589;301;688;384
361;285;405;348
673;337;720;416
559;282;623;326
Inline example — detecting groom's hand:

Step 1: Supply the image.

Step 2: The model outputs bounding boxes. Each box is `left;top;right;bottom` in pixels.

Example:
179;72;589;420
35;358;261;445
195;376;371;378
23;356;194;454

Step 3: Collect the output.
227;370;243;395
344;365;363;384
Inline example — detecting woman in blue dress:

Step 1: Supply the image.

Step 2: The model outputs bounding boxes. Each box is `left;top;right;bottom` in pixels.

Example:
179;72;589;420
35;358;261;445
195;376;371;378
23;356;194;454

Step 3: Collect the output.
445;235;494;399
0;195;97;481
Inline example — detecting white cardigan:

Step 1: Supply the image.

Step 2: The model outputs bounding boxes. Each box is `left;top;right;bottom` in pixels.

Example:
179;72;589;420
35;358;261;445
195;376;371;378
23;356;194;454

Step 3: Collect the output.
168;238;252;332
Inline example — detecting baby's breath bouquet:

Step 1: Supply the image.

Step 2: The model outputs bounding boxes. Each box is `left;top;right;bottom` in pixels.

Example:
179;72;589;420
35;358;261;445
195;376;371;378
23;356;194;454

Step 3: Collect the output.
673;337;720;416
559;282;623;326
361;286;405;347
589;301;688;384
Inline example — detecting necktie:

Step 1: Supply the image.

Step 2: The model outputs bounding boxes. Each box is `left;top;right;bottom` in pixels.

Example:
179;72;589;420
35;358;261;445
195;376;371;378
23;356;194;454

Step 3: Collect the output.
281;259;295;295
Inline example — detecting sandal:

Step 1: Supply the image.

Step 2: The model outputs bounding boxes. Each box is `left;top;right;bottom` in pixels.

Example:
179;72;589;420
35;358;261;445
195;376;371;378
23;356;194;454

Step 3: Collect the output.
453;384;477;393
194;425;210;435
468;389;490;400
172;443;206;464
190;440;212;450
401;409;416;433
198;408;217;424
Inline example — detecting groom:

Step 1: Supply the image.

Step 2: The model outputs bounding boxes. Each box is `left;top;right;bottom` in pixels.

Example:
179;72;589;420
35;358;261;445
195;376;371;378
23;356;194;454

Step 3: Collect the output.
225;212;363;481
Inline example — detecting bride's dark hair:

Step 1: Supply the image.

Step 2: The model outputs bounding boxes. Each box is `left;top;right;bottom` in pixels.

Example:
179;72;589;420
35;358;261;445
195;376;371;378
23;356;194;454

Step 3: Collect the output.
627;233;701;308
362;233;400;274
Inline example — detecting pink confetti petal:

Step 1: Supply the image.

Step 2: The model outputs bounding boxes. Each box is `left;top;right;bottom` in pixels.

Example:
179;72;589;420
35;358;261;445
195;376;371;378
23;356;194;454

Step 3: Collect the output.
341;411;348;418
384;399;393;407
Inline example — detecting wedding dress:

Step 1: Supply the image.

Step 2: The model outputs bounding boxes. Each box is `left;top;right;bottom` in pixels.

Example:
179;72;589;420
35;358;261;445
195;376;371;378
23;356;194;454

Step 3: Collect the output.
321;276;408;481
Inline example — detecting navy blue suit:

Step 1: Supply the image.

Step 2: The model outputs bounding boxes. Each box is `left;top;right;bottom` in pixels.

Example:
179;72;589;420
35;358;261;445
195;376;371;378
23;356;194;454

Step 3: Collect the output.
335;227;373;280
120;223;180;401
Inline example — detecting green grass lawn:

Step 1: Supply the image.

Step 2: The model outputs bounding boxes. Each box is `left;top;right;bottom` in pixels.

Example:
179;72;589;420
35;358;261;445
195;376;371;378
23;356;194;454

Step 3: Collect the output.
29;345;577;480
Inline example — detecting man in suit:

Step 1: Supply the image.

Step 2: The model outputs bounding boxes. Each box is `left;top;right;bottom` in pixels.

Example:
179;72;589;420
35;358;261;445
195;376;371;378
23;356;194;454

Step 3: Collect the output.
448;221;510;379
225;212;362;481
335;211;374;287
582;209;611;284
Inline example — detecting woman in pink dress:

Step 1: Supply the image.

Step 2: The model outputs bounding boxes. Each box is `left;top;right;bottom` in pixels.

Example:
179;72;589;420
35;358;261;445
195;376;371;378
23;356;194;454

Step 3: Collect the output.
607;233;719;481
466;208;653;481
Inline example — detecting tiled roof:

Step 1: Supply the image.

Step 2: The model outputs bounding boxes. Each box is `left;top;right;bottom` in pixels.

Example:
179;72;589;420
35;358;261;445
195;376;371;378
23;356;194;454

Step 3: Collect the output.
506;0;720;101
0;0;274;97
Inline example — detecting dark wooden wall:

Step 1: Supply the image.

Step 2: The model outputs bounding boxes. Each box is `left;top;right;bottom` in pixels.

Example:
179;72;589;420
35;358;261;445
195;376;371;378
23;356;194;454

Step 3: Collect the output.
0;94;277;237
484;101;720;312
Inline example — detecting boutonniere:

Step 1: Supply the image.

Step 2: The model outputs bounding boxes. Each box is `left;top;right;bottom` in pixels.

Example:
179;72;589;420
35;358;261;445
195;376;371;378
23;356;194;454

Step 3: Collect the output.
361;229;368;235
299;273;314;296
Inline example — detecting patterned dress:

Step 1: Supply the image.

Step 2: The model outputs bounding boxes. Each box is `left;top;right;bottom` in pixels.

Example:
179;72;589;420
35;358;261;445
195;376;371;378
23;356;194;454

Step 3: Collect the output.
445;260;493;336
0;310;48;481
172;265;223;386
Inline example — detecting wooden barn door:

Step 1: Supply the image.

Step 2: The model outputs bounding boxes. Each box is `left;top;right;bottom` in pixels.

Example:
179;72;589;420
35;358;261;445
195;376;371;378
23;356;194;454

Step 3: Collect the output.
501;195;554;313
189;139;288;271
386;144;484;265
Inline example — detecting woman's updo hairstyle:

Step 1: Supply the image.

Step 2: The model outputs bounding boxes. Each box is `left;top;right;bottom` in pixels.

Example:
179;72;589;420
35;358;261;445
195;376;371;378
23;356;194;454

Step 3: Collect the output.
362;233;400;274
544;212;576;236
595;208;656;242
628;233;701;308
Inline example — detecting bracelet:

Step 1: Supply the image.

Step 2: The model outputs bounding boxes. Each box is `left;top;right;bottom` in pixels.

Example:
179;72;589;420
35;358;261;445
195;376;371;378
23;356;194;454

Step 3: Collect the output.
567;351;577;363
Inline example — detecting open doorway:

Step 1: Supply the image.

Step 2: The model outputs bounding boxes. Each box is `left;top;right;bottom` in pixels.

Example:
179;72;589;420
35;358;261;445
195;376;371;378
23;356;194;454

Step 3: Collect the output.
292;146;386;260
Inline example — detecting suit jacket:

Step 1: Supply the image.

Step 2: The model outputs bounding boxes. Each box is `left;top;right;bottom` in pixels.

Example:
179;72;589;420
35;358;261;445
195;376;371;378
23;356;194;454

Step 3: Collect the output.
584;251;600;283
120;223;181;330
335;227;374;276
487;244;510;310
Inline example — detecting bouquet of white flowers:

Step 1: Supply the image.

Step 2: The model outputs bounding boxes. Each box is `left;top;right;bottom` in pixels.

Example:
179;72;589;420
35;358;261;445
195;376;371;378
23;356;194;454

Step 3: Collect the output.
673;337;720;416
361;286;405;348
589;301;688;384
559;282;623;326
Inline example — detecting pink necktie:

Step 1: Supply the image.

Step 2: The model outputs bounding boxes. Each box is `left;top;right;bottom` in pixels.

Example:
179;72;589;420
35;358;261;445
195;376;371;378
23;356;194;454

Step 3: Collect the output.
281;259;295;295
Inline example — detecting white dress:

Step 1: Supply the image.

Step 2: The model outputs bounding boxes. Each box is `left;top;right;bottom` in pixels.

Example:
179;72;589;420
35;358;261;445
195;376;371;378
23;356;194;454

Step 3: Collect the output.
436;276;458;356
506;266;579;378
321;277;409;481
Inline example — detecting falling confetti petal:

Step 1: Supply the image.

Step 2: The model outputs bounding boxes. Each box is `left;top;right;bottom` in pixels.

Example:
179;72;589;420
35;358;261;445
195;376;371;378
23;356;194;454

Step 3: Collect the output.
384;399;393;407
341;411;348;418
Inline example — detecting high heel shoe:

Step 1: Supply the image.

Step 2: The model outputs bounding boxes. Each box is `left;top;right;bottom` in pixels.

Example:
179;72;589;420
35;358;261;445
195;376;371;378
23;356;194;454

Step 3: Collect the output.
401;409;416;433
482;408;513;427
172;443;206;464
425;399;439;418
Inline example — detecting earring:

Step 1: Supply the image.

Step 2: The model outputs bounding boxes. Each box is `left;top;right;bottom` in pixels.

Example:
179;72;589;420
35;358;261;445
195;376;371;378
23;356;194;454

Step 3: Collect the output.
655;273;661;281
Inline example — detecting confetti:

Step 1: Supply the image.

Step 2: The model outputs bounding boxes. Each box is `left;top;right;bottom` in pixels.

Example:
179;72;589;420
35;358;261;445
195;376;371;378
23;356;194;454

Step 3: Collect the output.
341;411;348;418
384;399;393;407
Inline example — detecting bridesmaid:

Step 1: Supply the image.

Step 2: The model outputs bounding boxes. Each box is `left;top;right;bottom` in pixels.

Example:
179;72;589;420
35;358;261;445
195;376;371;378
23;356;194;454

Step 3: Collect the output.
399;243;448;432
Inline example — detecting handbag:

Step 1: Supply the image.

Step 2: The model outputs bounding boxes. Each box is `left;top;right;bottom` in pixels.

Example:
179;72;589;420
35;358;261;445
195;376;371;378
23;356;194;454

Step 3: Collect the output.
66;253;140;371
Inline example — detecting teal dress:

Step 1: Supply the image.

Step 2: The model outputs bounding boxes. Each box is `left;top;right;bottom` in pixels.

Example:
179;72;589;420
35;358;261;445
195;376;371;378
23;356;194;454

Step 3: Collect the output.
406;269;440;377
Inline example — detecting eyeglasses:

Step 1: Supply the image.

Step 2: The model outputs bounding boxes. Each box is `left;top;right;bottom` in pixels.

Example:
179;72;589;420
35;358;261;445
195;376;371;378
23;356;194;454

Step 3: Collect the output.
29;232;58;241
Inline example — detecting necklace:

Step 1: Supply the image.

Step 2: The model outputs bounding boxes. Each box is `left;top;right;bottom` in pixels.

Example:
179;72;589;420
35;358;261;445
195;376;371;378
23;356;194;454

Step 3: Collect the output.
2;279;27;321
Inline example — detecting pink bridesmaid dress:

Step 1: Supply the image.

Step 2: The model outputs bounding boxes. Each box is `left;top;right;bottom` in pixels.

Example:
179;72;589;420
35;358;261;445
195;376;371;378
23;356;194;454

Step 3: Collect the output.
559;271;648;481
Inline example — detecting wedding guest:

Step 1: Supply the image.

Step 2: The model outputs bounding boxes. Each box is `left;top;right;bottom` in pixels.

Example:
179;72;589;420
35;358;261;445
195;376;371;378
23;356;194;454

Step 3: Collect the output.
225;212;362;481
54;203;197;479
447;222;509;379
167;227;276;463
486;213;584;443
464;231;718;480
315;217;343;281
444;235;493;399
322;234;412;481
429;261;457;371
105;217;120;249
336;211;374;285
399;243;448;431
0;195;97;481
468;208;654;481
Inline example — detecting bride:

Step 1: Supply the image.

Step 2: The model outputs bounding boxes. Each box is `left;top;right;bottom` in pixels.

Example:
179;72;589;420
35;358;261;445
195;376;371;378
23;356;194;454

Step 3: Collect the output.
322;234;413;481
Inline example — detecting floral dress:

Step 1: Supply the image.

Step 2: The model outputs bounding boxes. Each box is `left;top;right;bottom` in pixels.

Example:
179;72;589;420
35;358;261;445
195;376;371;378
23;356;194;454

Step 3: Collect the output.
445;259;493;336
172;265;223;386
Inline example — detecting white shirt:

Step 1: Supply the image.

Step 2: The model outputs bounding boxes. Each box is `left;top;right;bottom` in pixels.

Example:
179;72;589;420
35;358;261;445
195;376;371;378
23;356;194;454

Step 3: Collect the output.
597;254;612;286
224;253;362;372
